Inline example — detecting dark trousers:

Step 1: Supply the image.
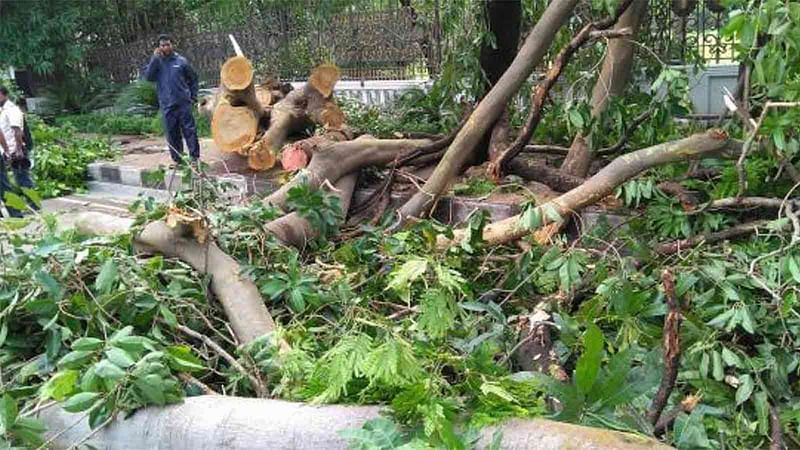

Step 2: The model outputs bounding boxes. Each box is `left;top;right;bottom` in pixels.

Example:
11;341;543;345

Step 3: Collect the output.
163;102;200;163
0;154;22;217
12;158;38;211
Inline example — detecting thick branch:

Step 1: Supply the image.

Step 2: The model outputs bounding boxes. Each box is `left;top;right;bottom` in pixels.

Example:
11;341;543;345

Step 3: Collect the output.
264;138;432;209
442;131;741;248
654;220;771;255
488;26;634;179
561;0;649;177
72;213;278;346
38;396;672;450
395;0;579;221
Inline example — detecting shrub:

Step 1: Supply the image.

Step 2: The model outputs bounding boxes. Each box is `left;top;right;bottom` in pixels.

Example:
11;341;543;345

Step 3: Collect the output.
29;116;119;197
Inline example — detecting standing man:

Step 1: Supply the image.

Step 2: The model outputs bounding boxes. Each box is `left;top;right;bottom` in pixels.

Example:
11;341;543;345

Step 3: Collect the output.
0;86;27;217
143;34;201;166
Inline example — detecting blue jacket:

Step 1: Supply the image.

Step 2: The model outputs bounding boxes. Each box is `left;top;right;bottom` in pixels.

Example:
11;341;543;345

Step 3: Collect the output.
143;53;199;110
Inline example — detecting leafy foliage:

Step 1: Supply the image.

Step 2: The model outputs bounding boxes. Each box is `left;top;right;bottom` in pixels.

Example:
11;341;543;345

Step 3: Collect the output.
29;117;119;197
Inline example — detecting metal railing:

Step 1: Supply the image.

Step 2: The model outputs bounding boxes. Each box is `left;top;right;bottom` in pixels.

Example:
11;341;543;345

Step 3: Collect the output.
86;0;734;86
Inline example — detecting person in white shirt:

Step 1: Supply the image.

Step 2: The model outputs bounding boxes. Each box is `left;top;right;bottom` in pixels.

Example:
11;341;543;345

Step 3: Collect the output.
0;86;28;217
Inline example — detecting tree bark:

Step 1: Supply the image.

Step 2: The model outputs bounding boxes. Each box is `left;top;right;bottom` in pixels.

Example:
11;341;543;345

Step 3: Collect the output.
246;65;345;171
441;131;741;248
395;0;579;221
72;213;278;346
38;396;673;450
479;0;522;88
560;0;649;177
265;137;433;210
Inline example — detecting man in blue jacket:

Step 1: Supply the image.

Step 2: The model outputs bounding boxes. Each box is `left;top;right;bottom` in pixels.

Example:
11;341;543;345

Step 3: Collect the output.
143;34;200;166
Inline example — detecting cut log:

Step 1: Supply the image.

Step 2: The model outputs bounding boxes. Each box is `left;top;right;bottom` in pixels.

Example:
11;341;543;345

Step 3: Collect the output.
38;395;672;450
211;101;260;154
246;65;344;171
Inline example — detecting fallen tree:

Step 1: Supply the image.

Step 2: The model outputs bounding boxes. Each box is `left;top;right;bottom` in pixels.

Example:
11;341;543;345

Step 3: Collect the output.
38;396;672;450
441;130;741;248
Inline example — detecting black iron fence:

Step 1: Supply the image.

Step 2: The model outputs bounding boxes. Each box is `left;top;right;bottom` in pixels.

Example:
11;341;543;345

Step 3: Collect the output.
86;0;734;86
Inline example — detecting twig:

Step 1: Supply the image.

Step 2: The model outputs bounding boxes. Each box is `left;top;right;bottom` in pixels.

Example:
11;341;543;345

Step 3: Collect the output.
175;324;268;398
655;220;773;255
770;404;785;450
688;196;791;215
653;394;701;435
596;110;653;155
723;97;800;198
488;0;637;178
178;372;219;395
66;414;114;450
647;269;683;426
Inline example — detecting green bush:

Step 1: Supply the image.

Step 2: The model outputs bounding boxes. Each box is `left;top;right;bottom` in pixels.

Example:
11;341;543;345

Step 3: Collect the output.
114;80;159;114
30;117;119;197
54;111;210;138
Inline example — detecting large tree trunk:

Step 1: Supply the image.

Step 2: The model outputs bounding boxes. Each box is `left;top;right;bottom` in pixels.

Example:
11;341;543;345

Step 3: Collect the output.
480;0;522;88
478;0;521;165
39;396;672;450
72;213;278;346
395;0;579;221
442;131;741;248
560;0;648;177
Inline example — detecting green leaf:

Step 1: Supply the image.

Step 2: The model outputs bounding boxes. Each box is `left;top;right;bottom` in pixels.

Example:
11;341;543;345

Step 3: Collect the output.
57;350;95;369
260;279;286;299
721;347;741;368
160;304;177;328
739;307;755;334
72;337;104;351
787;256;800;284
112;335;154;353
736;374;755;405
3;192;28;211
21;188;42;208
418;289;457;339
575;324;604;394
35;270;63;300
94;359;127;381
94;259;118;294
62;392;101;413
754;391;769;434
520;206;542;230
339;417;404;450
707;309;735;329
135;374;166;405
40;370;79;401
105;348;136;368
480;382;518;404
0;395;18;435
387;258;428;292
712;350;724;382
568;108;585;129
165;345;204;373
